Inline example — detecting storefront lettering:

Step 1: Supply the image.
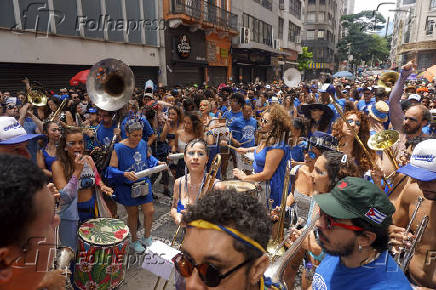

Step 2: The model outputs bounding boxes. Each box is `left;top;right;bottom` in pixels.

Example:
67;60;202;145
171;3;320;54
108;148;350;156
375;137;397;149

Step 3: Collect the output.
176;34;191;59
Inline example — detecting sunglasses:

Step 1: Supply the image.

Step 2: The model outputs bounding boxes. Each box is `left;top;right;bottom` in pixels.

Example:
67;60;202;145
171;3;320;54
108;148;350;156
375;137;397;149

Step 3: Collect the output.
173;252;251;287
260;118;269;124
319;209;364;231
7;105;16;110
346;119;361;127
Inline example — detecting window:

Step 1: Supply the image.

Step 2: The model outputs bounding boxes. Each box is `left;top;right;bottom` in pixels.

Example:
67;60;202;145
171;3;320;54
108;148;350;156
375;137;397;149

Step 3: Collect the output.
289;0;302;19
307;12;316;22
308;0;316;5
280;0;284;10
320;0;326;5
318;29;325;39
431;0;436;9
288;21;300;42
318;12;324;22
306;29;315;40
403;0;416;4
426;17;434;35
278;17;284;39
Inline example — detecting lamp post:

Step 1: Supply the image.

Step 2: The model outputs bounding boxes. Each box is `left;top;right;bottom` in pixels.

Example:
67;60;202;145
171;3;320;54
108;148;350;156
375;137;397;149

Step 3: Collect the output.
372;2;396;31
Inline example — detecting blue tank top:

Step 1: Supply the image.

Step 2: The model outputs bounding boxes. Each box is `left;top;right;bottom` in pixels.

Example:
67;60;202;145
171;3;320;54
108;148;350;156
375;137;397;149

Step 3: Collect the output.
253;144;290;208
42;148;56;171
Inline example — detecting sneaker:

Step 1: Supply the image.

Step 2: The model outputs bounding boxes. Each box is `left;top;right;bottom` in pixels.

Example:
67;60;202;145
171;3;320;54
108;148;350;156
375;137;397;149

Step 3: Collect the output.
141;236;153;248
130;240;146;254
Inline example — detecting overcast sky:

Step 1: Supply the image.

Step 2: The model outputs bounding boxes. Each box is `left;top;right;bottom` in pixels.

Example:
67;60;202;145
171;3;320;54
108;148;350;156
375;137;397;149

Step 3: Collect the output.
354;0;396;34
354;0;396;21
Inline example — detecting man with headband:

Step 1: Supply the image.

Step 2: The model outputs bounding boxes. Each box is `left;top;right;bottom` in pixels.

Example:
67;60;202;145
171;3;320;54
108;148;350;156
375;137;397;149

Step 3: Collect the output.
175;189;284;289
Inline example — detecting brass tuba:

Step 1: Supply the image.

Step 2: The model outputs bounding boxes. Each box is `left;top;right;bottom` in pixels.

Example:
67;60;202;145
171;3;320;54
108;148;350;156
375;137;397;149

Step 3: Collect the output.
377;71;399;93
86;58;134;112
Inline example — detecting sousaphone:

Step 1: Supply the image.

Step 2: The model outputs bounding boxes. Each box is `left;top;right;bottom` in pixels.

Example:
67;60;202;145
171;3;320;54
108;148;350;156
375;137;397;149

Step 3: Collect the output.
87;58;134;111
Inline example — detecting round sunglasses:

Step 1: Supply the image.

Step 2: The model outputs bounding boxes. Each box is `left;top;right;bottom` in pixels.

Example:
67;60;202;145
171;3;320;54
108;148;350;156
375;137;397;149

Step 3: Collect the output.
172;252;251;287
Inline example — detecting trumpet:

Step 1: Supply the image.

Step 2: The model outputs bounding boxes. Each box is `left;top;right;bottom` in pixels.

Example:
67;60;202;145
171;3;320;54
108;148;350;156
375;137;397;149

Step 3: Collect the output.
48;98;68;122
394;196;429;271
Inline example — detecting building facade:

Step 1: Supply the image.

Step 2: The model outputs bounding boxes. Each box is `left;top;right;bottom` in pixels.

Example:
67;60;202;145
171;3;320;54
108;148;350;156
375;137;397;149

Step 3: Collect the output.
392;0;436;70
301;0;344;79
0;0;163;91
163;0;238;86
343;0;355;15
390;0;417;68
231;0;302;83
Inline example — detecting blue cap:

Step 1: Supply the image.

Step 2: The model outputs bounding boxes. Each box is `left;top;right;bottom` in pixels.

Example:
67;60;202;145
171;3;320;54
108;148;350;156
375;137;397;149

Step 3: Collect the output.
88;107;98;113
61;94;69;100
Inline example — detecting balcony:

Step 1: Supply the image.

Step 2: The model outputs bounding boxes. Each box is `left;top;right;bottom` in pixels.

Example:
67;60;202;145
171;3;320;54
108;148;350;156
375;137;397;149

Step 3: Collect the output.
170;0;238;32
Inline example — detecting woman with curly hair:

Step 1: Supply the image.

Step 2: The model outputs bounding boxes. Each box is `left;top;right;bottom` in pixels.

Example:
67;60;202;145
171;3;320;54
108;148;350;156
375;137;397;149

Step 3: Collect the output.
331;110;373;174
233;104;291;208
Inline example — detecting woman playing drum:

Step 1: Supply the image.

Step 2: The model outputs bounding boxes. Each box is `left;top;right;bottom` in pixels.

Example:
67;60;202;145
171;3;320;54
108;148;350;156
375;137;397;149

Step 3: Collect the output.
233;104;292;209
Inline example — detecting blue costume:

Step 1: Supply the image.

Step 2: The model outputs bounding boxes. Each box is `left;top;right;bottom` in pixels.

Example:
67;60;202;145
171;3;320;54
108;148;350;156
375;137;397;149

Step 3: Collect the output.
107;140;158;206
96;121;117;146
253;143;290;208
230;116;257;147
42;148;56;171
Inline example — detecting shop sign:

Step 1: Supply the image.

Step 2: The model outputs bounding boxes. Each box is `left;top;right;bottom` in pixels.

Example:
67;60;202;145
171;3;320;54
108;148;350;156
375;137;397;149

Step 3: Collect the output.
176;34;191;59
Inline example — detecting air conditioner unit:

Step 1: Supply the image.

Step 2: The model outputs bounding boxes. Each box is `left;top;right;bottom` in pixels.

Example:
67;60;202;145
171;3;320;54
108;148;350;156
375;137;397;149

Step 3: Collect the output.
240;27;251;44
273;39;282;49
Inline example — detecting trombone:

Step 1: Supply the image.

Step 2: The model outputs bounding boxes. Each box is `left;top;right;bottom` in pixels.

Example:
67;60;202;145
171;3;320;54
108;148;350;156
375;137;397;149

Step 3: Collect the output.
267;160;291;259
153;154;222;290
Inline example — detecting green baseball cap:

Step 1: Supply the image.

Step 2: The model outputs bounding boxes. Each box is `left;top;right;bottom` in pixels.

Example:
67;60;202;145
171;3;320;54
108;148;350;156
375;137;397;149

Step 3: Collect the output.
313;177;395;228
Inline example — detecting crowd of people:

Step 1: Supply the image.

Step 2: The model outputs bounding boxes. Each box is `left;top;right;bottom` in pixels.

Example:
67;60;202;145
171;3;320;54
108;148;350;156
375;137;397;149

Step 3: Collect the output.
0;59;436;290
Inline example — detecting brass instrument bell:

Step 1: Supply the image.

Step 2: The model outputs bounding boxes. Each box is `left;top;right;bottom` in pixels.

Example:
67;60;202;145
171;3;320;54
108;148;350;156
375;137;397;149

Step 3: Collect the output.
87;58;134;112
377;71;399;93
367;130;400;170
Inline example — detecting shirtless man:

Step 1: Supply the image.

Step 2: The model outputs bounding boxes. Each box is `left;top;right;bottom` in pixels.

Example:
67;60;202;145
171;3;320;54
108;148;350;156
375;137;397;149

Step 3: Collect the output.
392;139;436;289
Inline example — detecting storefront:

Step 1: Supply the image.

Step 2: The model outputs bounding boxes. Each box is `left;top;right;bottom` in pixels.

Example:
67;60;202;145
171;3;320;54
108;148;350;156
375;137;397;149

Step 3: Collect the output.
205;32;231;86
165;26;208;87
232;49;272;83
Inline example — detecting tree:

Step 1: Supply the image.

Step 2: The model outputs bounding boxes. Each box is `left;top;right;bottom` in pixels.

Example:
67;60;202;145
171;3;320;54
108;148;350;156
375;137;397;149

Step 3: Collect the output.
297;47;313;71
337;10;390;68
